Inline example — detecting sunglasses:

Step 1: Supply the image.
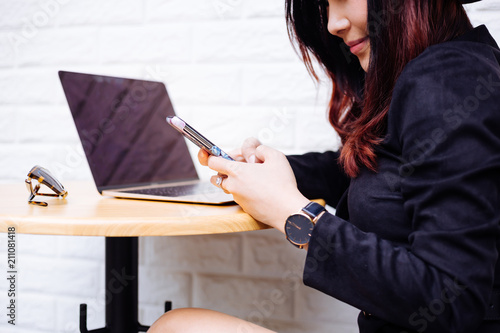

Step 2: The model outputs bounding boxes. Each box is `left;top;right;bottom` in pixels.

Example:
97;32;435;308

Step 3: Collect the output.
25;165;68;207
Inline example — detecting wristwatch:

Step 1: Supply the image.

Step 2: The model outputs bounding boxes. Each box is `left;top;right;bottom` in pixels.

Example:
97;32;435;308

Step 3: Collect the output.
285;202;326;249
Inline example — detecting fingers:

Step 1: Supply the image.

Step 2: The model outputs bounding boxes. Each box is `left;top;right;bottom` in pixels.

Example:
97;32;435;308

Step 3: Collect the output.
254;144;282;163
210;174;230;194
207;155;240;176
200;148;245;165
200;138;260;166
241;137;263;163
198;149;210;166
227;147;245;162
207;145;281;174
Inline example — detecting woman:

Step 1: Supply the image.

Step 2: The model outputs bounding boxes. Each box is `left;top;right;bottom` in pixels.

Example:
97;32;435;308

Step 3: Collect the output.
149;0;500;332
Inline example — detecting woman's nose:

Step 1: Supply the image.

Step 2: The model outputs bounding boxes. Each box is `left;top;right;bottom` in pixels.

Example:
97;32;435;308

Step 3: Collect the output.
327;14;350;37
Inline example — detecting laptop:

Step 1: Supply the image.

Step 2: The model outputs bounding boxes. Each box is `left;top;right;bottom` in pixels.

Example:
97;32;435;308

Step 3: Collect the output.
58;70;234;204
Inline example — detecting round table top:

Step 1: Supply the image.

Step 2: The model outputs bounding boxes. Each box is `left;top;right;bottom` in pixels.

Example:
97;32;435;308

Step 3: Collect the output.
0;181;270;237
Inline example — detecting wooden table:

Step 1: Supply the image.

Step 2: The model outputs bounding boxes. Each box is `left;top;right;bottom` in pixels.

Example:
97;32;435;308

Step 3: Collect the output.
0;181;270;333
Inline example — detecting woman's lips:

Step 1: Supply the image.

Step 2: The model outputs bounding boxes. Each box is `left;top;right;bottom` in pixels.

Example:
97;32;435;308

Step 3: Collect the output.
346;37;368;55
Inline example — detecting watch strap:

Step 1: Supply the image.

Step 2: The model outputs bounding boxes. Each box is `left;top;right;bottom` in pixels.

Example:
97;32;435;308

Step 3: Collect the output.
285;202;326;249
301;202;326;222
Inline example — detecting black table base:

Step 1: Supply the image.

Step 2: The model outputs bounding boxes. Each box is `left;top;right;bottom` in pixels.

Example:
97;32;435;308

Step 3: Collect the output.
79;237;171;333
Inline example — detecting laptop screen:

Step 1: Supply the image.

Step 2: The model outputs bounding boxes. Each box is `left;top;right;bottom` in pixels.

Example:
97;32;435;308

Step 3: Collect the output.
59;71;198;191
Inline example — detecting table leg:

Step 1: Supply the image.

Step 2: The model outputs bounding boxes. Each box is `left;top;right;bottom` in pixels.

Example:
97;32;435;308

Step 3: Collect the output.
79;237;150;333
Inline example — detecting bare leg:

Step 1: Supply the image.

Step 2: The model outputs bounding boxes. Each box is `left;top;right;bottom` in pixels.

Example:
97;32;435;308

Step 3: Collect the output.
147;308;277;333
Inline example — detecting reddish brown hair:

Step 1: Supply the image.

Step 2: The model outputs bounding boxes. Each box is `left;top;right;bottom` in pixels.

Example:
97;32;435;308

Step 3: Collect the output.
286;0;472;177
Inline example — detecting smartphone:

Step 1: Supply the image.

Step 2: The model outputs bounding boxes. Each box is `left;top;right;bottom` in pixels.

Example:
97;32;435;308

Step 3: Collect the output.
166;116;234;161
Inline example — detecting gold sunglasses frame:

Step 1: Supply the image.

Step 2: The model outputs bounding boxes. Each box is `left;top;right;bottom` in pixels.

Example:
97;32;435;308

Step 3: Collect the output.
25;166;68;207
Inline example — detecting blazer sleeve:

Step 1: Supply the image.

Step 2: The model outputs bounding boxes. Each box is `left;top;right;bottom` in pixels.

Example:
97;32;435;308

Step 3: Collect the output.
286;151;350;208
303;44;500;332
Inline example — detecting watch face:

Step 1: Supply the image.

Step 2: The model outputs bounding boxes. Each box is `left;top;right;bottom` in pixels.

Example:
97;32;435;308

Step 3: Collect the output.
285;214;314;246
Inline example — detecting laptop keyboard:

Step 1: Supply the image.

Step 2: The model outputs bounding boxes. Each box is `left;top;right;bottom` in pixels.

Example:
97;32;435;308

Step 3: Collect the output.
125;183;220;197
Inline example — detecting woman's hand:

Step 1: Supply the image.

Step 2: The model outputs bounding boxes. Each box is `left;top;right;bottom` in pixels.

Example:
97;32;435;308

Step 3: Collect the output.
199;143;309;233
198;137;263;165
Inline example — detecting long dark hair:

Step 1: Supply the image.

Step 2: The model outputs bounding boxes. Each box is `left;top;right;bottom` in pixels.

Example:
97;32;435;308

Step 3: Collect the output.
286;0;472;177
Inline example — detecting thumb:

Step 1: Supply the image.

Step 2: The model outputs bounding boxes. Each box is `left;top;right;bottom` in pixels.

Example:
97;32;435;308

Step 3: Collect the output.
254;145;281;163
241;137;262;163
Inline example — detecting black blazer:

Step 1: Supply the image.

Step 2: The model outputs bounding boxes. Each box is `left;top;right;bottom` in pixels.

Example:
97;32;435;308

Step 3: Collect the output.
287;25;500;333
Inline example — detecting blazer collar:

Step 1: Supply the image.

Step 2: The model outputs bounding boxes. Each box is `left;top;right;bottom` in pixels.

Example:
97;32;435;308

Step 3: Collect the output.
453;24;500;50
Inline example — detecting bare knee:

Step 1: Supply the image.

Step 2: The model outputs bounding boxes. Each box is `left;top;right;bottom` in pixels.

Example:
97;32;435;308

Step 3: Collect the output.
147;308;275;333
148;308;194;333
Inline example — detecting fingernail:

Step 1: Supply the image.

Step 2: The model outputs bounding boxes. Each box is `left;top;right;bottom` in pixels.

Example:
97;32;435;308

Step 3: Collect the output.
248;154;256;163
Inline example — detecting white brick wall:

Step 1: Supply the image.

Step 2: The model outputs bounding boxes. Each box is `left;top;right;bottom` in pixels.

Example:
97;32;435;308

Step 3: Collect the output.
0;1;499;332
